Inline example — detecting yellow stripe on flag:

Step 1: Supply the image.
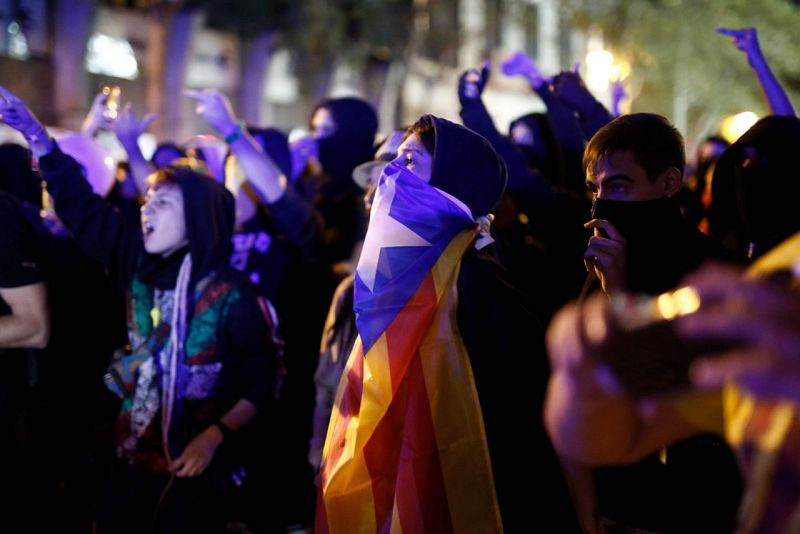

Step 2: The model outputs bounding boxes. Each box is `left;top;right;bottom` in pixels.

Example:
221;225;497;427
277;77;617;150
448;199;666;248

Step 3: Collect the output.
419;259;503;533
321;227;500;533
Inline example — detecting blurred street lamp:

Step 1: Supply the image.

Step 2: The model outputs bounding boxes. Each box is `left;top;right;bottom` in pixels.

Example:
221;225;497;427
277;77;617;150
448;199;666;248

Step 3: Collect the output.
721;111;758;142
586;48;613;92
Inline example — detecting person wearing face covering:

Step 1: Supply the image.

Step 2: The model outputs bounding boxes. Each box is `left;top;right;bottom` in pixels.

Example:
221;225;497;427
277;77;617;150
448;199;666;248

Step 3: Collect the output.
573;113;744;532
0;87;282;534
317;115;577;533
296;97;379;265
709;115;800;260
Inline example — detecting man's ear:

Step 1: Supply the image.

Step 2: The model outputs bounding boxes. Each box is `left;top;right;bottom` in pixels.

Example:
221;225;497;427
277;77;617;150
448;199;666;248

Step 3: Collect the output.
662;167;683;198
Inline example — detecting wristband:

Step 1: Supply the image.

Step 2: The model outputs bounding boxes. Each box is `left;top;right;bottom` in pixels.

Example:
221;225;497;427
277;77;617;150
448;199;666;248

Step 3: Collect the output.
213;419;234;441
224;121;246;144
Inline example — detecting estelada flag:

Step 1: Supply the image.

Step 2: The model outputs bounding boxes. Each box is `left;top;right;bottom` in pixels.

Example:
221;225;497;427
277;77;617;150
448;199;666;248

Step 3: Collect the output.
317;164;503;533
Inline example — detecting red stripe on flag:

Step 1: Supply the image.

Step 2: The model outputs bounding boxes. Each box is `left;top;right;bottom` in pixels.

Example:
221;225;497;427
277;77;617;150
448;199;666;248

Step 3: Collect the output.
363;348;454;534
385;274;438;391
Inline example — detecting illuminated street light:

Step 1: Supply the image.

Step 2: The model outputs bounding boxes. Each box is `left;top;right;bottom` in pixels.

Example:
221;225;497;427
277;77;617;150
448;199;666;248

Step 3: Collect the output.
85;33;139;80
586;49;614;92
721;111;759;142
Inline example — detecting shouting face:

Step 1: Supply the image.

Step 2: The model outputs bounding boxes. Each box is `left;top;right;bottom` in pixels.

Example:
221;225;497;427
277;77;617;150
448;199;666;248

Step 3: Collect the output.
141;182;188;256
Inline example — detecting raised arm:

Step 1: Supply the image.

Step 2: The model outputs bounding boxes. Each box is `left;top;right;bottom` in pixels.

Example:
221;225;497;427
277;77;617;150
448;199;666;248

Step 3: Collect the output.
550;70;613;141
718;27;796;117
112;102;157;196
184;89;287;203
457;60;502;144
0;85;141;287
502;52;588;193
81;86;120;138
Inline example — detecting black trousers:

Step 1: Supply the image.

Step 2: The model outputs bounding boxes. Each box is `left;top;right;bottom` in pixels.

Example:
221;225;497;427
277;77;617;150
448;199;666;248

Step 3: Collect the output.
98;457;240;534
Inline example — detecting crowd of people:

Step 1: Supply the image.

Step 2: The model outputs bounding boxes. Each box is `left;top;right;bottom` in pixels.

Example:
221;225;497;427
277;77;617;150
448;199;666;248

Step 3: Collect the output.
0;25;798;533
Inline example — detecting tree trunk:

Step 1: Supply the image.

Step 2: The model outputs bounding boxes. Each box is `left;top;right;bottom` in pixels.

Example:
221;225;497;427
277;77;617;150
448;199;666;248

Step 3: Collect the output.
238;31;278;127
161;9;203;143
53;0;96;131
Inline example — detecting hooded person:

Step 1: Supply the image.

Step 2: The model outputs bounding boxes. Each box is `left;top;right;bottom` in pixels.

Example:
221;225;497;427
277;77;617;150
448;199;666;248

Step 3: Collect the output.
317;115;577;533
509;112;558;178
313;97;379;192
710;115;800;260
0;87;284;534
298;97;379;263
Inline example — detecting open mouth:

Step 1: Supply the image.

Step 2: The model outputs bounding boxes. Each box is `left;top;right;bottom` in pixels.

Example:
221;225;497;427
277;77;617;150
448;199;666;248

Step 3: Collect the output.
142;220;155;237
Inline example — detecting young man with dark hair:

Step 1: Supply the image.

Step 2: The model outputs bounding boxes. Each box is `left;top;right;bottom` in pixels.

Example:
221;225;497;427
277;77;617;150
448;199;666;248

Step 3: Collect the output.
562;113;744;532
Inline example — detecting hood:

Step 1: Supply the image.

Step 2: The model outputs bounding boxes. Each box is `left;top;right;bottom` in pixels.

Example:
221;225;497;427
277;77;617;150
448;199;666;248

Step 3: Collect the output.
509;112;556;174
314;97;378;185
711;115;800;256
426;115;507;217
140;166;235;287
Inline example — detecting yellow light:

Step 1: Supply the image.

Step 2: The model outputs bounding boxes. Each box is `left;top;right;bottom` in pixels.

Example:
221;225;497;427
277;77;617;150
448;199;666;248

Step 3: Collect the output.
609;60;631;82
721;112;759;143
586;49;614;92
656;286;701;320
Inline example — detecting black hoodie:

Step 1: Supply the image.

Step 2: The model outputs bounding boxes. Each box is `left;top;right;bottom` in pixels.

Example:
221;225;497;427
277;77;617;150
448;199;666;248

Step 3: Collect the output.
418;115;578;530
314;97;378;191
711;115;800;258
41;143;234;292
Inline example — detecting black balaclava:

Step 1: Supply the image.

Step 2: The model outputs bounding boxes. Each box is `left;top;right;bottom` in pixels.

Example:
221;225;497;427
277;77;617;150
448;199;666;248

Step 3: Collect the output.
712;115;800;258
138;167;235;288
592;196;699;294
0;143;41;207
426;115;507;217
248;127;293;179
314;97;378;190
509;113;556;176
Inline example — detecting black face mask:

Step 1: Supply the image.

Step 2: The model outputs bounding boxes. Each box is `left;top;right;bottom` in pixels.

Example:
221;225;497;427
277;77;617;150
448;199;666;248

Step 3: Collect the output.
591;196;689;293
591;197;682;242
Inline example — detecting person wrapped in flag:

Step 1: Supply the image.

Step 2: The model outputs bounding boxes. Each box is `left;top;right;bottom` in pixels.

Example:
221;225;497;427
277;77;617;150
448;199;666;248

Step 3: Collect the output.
317;115;577;532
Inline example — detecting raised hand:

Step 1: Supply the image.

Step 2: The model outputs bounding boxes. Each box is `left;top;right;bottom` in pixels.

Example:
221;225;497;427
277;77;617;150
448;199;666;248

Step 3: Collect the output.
717;27;761;66
458;60;491;103
501;51;548;89
183;88;239;138
0;85;46;138
716;26;795;116
551;71;598;117
113;102;156;147
81;86;121;136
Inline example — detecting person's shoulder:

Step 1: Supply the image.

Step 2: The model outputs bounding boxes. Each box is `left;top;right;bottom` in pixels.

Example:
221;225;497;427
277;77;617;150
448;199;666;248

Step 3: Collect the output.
689;227;748;265
458;246;533;311
458;247;505;287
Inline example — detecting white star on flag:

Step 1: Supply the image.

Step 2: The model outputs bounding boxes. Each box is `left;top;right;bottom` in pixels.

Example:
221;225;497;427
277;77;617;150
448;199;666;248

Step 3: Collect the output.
356;170;431;292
